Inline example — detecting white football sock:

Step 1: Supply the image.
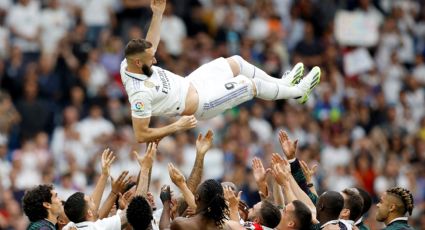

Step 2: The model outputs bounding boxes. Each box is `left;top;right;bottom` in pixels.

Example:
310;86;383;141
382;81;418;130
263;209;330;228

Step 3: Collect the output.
252;78;304;100
231;55;282;84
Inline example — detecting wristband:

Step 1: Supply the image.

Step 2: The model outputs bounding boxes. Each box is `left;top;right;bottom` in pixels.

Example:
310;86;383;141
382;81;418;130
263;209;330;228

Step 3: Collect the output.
306;183;314;188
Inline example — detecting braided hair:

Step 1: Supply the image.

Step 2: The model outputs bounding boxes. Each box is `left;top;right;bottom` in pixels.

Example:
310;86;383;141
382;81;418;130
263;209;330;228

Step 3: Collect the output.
386;187;414;216
197;179;229;228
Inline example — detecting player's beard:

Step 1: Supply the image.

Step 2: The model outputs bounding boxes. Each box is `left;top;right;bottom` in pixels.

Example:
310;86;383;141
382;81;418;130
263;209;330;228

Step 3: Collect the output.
142;64;153;77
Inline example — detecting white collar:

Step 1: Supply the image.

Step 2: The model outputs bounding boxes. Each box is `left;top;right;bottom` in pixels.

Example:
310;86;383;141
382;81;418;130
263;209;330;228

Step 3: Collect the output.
321;220;340;228
355;216;363;225
387;217;408;225
124;69;148;81
340;219;355;225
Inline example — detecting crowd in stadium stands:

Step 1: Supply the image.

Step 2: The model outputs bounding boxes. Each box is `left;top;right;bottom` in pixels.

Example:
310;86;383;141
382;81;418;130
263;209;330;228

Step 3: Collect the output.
0;0;424;229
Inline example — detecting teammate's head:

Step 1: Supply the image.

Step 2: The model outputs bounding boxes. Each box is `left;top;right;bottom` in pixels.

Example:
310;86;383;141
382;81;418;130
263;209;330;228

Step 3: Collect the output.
22;184;63;222
248;200;281;228
125;38;155;76
316;191;344;223
127;196;153;230
196;179;229;227
353;187;372;216
64;192;97;223
376;187;414;223
280;200;312;230
340;188;364;221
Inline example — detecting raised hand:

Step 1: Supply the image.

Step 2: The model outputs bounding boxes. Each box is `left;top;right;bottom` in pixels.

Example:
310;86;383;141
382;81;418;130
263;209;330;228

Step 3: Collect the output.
168;163;186;187
101;148;116;176
196;130;214;155
223;186;242;208
252;157;270;184
300;160;318;183
147;192;157;210
271;164;290;188
278;130;298;160
111;171;131;195
151;0;166;14
118;189;135;210
133;142;157;169
271;153;291;173
176;115;197;131
160;185;171;204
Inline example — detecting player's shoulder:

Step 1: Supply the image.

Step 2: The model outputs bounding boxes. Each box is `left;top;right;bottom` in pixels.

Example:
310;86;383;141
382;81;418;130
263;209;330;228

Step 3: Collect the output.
170;217;192;230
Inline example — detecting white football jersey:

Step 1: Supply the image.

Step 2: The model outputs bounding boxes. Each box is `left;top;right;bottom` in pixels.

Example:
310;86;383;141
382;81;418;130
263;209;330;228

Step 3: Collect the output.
120;59;190;118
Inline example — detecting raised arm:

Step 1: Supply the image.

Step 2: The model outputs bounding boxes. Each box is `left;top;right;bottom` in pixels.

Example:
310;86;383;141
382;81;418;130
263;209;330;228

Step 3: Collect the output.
132;116;197;143
145;0;166;54
133;142;157;197
168;163;196;210
252;157;270;199
278;130;318;204
186;130;213;192
91;148;116;211
159;185;172;230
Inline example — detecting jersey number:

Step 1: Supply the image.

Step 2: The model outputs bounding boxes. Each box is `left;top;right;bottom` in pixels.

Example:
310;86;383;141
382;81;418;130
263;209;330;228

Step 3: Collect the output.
225;82;236;90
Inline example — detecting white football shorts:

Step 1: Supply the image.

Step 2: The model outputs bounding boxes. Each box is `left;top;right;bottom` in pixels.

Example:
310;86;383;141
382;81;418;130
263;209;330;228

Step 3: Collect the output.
187;57;255;120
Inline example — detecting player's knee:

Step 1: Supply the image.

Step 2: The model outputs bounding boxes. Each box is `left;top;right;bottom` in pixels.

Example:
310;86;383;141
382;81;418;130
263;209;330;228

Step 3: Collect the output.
226;55;243;76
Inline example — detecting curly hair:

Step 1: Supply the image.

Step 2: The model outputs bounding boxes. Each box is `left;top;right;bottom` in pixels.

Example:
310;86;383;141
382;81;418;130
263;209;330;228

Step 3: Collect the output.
386;187;414;216
197;179;229;228
127;196;153;230
22;184;54;222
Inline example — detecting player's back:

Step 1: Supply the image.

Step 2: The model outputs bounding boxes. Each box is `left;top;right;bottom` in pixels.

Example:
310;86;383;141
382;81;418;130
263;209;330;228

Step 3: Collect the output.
120;59;190;118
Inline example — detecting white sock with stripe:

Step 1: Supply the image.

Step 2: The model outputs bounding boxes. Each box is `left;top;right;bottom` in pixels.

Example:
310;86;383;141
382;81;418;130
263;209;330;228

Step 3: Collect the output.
252;78;304;100
231;55;282;84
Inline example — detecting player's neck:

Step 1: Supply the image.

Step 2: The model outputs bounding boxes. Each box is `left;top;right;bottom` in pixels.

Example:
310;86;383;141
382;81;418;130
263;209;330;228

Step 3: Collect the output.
127;64;143;74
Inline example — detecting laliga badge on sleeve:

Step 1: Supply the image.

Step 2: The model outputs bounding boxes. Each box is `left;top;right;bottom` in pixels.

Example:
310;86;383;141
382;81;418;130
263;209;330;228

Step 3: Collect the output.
133;100;145;111
144;80;155;88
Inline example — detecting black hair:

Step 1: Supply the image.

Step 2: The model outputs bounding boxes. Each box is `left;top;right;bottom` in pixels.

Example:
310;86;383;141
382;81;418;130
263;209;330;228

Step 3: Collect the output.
342;188;364;221
127;196;153;230
354;187;372;215
124;39;153;57
292;200;312;230
259;200;281;228
317;191;344;219
22;184;54;222
64;192;87;223
197;179;229;228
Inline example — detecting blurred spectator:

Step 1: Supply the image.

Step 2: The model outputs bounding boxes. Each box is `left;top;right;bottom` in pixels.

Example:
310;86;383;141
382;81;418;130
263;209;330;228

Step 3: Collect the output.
6;0;41;61
160;2;187;57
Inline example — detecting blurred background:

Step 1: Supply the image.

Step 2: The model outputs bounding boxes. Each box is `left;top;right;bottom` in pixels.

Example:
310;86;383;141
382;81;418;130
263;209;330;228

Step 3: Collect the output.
0;0;424;229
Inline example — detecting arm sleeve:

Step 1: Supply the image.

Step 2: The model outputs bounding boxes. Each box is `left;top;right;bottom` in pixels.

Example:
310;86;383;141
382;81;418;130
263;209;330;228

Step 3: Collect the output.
130;92;152;118
290;159;318;204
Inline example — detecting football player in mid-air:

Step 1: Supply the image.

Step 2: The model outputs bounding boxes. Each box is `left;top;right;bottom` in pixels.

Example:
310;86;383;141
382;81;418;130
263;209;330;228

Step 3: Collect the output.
121;0;321;143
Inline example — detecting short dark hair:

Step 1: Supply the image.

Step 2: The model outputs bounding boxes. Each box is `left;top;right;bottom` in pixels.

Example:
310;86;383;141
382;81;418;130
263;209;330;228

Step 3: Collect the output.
127;196;153;230
64;192;87;223
22;184;54;222
292;200;312;230
354;187;372;215
317;191;344;219
259;200;281;228
342;188;364;221
124;39;153;57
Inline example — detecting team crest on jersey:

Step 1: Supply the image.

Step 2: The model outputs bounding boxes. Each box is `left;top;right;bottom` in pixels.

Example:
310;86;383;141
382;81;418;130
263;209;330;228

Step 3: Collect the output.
144;80;155;88
133;101;145;111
